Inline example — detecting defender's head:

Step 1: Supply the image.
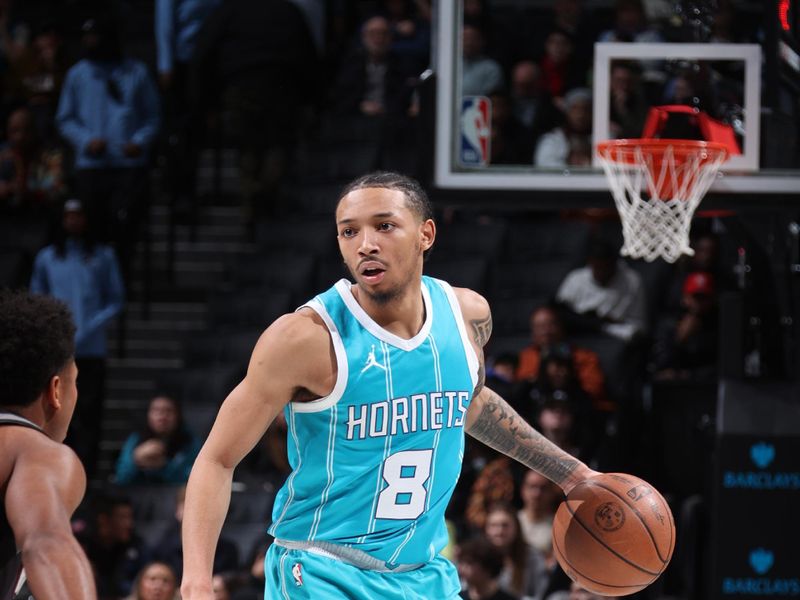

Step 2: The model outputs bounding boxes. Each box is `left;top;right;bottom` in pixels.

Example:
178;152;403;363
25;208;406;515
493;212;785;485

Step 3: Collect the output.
0;290;77;441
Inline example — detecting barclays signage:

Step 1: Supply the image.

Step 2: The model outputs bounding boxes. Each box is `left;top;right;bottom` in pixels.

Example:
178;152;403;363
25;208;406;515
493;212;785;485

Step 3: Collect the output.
722;442;800;490
721;548;800;596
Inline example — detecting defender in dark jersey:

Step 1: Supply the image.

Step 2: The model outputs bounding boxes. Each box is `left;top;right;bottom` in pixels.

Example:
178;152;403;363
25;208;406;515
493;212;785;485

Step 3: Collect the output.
0;291;95;600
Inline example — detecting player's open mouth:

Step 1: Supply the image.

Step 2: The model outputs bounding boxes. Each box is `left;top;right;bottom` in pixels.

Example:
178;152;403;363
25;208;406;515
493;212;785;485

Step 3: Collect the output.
359;262;386;283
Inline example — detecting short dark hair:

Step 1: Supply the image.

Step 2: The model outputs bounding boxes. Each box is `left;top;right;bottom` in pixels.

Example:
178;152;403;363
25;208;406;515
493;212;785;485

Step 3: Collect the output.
0;290;75;407
338;171;434;223
458;536;505;578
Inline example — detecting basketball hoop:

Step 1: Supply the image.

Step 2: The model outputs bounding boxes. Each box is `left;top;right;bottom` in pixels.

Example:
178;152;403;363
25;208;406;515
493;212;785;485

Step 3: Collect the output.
596;139;728;263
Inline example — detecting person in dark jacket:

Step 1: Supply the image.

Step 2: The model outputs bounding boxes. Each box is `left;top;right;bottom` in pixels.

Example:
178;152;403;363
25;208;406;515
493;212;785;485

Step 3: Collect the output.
191;0;318;224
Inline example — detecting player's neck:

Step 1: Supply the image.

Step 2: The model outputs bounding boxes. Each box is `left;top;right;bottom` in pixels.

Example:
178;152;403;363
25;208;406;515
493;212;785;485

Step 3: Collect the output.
354;280;425;339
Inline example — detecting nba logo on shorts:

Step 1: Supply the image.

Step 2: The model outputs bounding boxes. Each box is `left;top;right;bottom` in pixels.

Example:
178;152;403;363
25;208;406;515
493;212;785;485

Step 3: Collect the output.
460;96;491;167
291;562;303;587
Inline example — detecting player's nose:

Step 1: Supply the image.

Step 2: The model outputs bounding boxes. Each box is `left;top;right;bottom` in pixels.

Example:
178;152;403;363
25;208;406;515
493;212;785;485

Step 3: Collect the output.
357;230;379;254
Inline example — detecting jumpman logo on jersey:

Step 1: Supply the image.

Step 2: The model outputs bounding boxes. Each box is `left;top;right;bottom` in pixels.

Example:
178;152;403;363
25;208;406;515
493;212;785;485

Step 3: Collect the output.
361;344;387;374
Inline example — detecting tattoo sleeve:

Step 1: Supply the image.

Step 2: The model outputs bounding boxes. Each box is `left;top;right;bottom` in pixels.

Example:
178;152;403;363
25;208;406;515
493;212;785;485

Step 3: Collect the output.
470;313;492;348
466;386;583;488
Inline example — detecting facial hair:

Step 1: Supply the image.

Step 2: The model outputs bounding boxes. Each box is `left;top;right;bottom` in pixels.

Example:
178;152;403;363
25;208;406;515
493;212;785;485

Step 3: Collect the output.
345;241;422;306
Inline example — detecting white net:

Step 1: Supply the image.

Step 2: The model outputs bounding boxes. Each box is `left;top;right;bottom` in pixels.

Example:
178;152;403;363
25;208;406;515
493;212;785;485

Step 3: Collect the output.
597;141;727;263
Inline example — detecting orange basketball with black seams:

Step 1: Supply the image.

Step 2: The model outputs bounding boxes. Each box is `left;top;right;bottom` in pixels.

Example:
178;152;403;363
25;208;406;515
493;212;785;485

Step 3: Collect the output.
551;472;676;597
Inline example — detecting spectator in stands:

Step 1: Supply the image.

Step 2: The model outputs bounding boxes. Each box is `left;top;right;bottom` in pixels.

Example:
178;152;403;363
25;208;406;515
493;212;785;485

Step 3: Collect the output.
516;306;609;411
0;106;65;214
461;21;503;96
485;352;518;401
151;486;239;580
156;0;219;90
227;540;272;600
6;22;67;140
332;15;410;117
457;536;518;600
556;237;648;342
155;0;220;219
598;0;662;44
56;14;160;280
517;470;561;558
115;394;201;485
534;88;592;167
462;0;516;68
465;454;515;532
0;0;29;65
544;0;596;64
538;30;585;104
608;61;648;139
535;397;586;461
30;198;124;477
664;231;734;313
509;60;559;146
598;0;664;84
514;344;599;437
383;0;431;74
79;493;151;599
652;271;719;381
709;0;743;44
125;561;180;600
192;0;318;224
488;90;533;165
212;571;251;600
484;502;550;598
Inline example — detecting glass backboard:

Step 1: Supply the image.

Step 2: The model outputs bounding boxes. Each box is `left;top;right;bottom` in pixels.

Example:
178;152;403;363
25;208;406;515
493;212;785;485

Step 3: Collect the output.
434;1;800;195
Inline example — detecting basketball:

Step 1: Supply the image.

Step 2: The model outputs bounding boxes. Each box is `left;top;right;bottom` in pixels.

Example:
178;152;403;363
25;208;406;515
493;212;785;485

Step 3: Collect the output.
551;473;676;597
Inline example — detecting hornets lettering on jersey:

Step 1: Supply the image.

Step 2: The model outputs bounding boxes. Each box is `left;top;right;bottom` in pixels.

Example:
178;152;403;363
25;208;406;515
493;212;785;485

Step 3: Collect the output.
345;390;470;440
268;276;479;569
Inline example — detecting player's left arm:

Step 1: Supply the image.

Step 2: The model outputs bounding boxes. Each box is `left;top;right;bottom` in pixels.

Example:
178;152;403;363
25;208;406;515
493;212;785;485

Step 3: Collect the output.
454;288;599;494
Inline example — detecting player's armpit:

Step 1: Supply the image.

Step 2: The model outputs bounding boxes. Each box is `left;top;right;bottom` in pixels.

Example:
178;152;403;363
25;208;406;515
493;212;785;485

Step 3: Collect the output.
465;386;598;494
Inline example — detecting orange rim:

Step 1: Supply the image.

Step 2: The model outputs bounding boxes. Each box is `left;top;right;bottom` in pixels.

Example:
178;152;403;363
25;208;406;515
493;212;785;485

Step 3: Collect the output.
596;138;729;164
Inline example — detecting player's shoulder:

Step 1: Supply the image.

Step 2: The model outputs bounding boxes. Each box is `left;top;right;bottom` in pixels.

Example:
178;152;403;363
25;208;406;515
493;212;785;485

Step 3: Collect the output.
255;308;331;359
450;286;490;321
7;428;84;479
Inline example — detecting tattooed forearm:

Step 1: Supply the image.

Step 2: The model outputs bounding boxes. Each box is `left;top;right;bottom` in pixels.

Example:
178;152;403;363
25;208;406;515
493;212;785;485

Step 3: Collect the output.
466;387;581;487
470;313;492;348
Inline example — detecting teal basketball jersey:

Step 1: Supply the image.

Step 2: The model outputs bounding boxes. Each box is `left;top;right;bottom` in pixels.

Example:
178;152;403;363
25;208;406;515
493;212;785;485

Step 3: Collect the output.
268;276;479;569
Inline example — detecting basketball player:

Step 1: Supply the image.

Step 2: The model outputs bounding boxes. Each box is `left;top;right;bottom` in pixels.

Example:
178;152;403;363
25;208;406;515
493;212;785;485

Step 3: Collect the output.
0;291;96;600
181;172;599;599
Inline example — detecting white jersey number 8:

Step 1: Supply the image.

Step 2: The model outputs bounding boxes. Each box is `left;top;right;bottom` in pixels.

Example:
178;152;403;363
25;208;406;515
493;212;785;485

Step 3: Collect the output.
375;449;433;520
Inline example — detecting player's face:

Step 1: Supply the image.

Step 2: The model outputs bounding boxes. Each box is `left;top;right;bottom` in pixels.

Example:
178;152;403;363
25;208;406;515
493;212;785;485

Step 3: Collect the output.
46;360;78;442
337;187;434;306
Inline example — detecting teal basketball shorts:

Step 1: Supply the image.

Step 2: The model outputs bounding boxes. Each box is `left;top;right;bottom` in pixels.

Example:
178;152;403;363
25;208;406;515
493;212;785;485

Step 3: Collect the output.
264;544;461;599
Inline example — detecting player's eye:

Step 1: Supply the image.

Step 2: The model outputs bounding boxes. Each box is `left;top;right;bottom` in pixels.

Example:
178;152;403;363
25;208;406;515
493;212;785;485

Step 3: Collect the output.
340;227;356;238
378;222;395;232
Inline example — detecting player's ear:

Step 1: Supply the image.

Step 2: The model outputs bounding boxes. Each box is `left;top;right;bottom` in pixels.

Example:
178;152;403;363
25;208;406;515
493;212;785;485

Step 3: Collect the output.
420;219;436;253
44;373;62;412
